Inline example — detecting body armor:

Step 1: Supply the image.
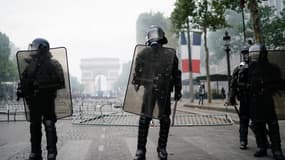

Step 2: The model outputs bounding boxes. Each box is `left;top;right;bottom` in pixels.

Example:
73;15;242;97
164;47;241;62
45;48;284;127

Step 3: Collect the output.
248;44;285;160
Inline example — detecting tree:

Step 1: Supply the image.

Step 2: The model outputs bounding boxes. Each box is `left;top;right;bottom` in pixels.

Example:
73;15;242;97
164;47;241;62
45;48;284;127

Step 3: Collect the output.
208;10;245;65
171;0;228;103
260;5;285;49
0;32;17;82
225;0;285;49
247;0;264;43
136;12;178;48
223;0;270;44
171;0;196;102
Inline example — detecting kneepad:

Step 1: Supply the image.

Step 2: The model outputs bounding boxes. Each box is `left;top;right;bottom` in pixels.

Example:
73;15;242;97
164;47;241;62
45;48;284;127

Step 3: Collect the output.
139;116;151;125
43;120;56;132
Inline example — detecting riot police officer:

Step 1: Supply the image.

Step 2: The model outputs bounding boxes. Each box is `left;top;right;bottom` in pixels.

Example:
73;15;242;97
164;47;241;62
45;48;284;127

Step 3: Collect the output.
229;46;250;150
17;38;65;160
247;43;285;160
133;25;182;160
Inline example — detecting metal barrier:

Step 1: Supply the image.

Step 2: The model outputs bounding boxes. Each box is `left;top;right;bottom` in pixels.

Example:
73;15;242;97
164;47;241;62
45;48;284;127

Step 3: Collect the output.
0;101;26;122
72;101;233;126
0;99;234;126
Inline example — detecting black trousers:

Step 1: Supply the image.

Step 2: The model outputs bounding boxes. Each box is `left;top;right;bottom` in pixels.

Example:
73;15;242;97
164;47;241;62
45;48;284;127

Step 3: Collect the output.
137;91;171;151
28;96;57;154
137;115;171;151
239;96;250;143
252;120;282;151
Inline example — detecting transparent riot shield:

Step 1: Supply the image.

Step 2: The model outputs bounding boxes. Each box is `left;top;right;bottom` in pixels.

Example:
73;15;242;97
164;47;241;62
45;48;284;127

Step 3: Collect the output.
16;47;72;121
123;44;176;119
268;50;285;120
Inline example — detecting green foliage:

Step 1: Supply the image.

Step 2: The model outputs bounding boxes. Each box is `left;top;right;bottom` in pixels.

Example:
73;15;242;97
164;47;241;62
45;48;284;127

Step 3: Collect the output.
171;0;230;64
136;12;178;48
207;1;285;63
220;0;264;11
260;6;285;49
193;0;228;30
171;0;196;32
0;32;18;82
0;33;10;59
208;10;245;64
241;4;285;49
171;0;230;65
224;0;278;43
221;0;240;10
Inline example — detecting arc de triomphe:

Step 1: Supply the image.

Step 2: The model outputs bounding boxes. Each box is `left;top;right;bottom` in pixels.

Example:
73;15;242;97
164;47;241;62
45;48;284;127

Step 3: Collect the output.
80;58;120;96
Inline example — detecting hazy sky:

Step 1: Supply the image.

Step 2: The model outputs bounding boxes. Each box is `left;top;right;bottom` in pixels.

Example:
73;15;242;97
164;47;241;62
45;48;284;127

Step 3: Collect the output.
1;0;175;79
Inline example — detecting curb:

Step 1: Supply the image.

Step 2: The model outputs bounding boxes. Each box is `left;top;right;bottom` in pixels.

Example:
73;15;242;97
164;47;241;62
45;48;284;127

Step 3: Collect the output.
184;103;237;114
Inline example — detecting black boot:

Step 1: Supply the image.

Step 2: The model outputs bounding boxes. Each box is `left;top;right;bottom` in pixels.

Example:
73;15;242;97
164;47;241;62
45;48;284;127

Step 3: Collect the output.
250;121;271;148
157;115;170;160
134;116;151;160
157;148;168;160
252;121;268;157
30;122;42;160
239;115;249;150
134;149;146;160
254;148;267;157
28;153;42;160
44;120;58;160
268;121;284;160
240;141;247;150
47;153;57;160
272;150;285;160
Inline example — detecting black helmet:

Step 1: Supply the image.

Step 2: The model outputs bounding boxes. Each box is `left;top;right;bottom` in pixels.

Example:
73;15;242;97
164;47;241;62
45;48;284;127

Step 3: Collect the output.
29;38;50;52
248;43;267;62
146;25;168;46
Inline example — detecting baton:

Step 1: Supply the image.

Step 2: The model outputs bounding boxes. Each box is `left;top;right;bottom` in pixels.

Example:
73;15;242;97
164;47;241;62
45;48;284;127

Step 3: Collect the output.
233;105;240;117
171;100;178;127
225;102;240;117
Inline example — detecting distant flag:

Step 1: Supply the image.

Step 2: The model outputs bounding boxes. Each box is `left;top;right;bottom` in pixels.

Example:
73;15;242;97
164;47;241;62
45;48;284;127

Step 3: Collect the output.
179;31;202;80
191;32;202;73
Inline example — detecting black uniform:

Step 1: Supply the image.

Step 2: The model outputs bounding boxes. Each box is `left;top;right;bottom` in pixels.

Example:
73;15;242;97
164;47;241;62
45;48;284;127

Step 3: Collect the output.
17;38;65;160
248;44;285;160
133;25;182;160
230;63;250;149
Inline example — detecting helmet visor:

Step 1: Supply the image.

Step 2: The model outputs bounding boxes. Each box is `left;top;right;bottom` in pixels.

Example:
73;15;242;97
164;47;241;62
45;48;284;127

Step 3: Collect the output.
147;28;164;42
242;53;249;62
28;43;39;51
28;43;42;57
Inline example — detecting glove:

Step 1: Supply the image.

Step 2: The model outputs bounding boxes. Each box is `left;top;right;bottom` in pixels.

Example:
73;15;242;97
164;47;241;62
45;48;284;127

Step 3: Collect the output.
174;92;182;101
134;84;140;92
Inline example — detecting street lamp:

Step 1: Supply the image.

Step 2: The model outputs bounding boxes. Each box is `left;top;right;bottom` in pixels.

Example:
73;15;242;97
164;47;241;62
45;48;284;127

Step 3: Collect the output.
223;31;231;96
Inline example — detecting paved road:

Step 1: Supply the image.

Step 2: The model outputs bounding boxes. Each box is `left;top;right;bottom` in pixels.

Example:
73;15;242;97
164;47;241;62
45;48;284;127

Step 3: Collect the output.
0;99;284;160
1;120;285;160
